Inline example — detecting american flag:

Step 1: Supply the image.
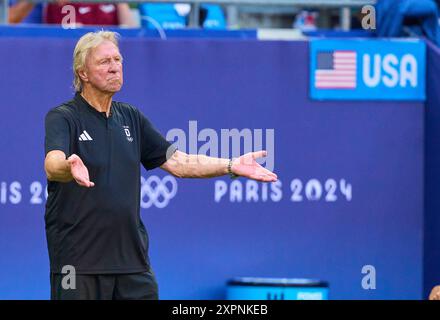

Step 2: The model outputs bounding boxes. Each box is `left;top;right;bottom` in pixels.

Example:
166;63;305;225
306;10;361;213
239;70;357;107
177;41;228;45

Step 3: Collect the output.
314;50;357;89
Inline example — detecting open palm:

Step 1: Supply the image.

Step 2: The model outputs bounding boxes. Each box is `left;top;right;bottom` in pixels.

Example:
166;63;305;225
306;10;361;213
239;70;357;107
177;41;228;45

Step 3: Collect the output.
231;151;277;182
67;154;95;187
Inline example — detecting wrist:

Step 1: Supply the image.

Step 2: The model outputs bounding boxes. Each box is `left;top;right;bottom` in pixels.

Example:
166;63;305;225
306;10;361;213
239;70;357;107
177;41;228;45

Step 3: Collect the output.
227;158;239;179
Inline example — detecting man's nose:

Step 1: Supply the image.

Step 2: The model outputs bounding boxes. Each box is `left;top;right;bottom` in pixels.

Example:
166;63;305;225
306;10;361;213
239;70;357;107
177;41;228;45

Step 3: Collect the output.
108;60;121;72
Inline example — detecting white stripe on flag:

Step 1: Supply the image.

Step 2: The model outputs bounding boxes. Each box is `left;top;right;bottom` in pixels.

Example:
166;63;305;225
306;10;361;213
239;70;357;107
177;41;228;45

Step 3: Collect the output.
333;64;356;70
334;52;356;57
315;70;356;75
315;76;356;81
334;58;356;63
315;82;356;88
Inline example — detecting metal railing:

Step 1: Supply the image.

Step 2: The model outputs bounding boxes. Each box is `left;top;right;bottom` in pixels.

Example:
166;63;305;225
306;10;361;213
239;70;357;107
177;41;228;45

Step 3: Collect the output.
1;0;377;29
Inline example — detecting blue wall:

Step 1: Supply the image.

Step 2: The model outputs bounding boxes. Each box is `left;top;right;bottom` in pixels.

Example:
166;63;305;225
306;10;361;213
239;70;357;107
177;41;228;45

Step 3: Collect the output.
0;37;424;299
424;40;440;299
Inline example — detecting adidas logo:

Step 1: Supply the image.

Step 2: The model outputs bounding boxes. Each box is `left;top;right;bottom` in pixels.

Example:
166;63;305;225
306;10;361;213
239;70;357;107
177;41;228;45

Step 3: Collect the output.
79;130;93;141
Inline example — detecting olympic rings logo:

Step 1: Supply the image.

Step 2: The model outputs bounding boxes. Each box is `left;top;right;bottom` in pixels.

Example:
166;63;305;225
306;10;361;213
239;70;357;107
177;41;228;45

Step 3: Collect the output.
140;175;178;209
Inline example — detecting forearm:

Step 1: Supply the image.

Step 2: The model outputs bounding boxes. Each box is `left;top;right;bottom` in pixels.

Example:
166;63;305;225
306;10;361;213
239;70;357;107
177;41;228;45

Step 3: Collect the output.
45;152;73;182
187;154;230;178
165;151;229;179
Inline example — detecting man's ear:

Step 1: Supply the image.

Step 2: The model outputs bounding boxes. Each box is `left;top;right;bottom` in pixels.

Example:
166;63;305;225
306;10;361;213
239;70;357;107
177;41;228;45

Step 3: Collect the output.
78;69;88;83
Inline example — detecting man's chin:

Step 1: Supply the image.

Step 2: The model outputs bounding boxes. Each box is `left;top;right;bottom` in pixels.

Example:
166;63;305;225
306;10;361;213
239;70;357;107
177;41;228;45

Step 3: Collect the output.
105;85;122;94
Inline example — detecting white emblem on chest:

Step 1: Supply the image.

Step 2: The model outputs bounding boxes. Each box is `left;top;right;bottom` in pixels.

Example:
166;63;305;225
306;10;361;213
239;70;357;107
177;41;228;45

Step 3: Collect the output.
123;126;133;142
78;130;93;141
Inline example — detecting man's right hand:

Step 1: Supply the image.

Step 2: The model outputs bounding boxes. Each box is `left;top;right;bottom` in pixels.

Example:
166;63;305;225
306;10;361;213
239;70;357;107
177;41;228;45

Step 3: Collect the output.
67;154;95;187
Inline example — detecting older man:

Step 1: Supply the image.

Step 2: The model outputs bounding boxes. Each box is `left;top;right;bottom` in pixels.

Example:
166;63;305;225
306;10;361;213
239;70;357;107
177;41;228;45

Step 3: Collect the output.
44;31;277;300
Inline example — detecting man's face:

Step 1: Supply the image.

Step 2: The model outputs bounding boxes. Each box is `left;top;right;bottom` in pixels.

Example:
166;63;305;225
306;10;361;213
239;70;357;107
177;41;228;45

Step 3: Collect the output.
83;40;123;93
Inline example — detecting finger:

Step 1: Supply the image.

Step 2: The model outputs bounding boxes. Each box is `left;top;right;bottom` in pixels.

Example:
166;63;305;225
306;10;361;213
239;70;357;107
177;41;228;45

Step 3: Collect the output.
263;176;277;182
77;179;89;187
262;168;277;177
265;172;277;181
252;164;277;178
82;180;94;188
257;167;277;178
68;157;80;167
252;174;277;182
252;150;267;160
76;178;92;187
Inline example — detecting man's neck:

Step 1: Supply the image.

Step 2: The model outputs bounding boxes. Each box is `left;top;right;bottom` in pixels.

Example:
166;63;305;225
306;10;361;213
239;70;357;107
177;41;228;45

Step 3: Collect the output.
80;88;113;117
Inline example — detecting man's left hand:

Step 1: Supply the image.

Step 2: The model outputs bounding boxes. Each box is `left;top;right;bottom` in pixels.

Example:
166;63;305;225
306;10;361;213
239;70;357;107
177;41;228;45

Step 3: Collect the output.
231;151;277;182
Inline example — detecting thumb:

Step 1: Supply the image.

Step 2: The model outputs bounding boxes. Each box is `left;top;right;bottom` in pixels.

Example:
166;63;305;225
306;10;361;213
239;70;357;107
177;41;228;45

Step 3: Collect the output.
67;154;77;162
68;154;83;165
252;150;267;159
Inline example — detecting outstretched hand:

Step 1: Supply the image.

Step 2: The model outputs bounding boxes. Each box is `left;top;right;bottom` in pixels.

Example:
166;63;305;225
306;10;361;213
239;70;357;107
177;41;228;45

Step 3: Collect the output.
231;151;277;182
67;154;95;187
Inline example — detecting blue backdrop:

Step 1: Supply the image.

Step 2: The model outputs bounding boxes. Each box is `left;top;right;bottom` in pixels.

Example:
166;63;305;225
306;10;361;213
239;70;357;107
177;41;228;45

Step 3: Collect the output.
0;37;424;299
424;40;440;299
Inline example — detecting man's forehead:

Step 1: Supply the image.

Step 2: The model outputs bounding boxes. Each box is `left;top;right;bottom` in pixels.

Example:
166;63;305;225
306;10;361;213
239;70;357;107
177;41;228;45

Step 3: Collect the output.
90;41;121;58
